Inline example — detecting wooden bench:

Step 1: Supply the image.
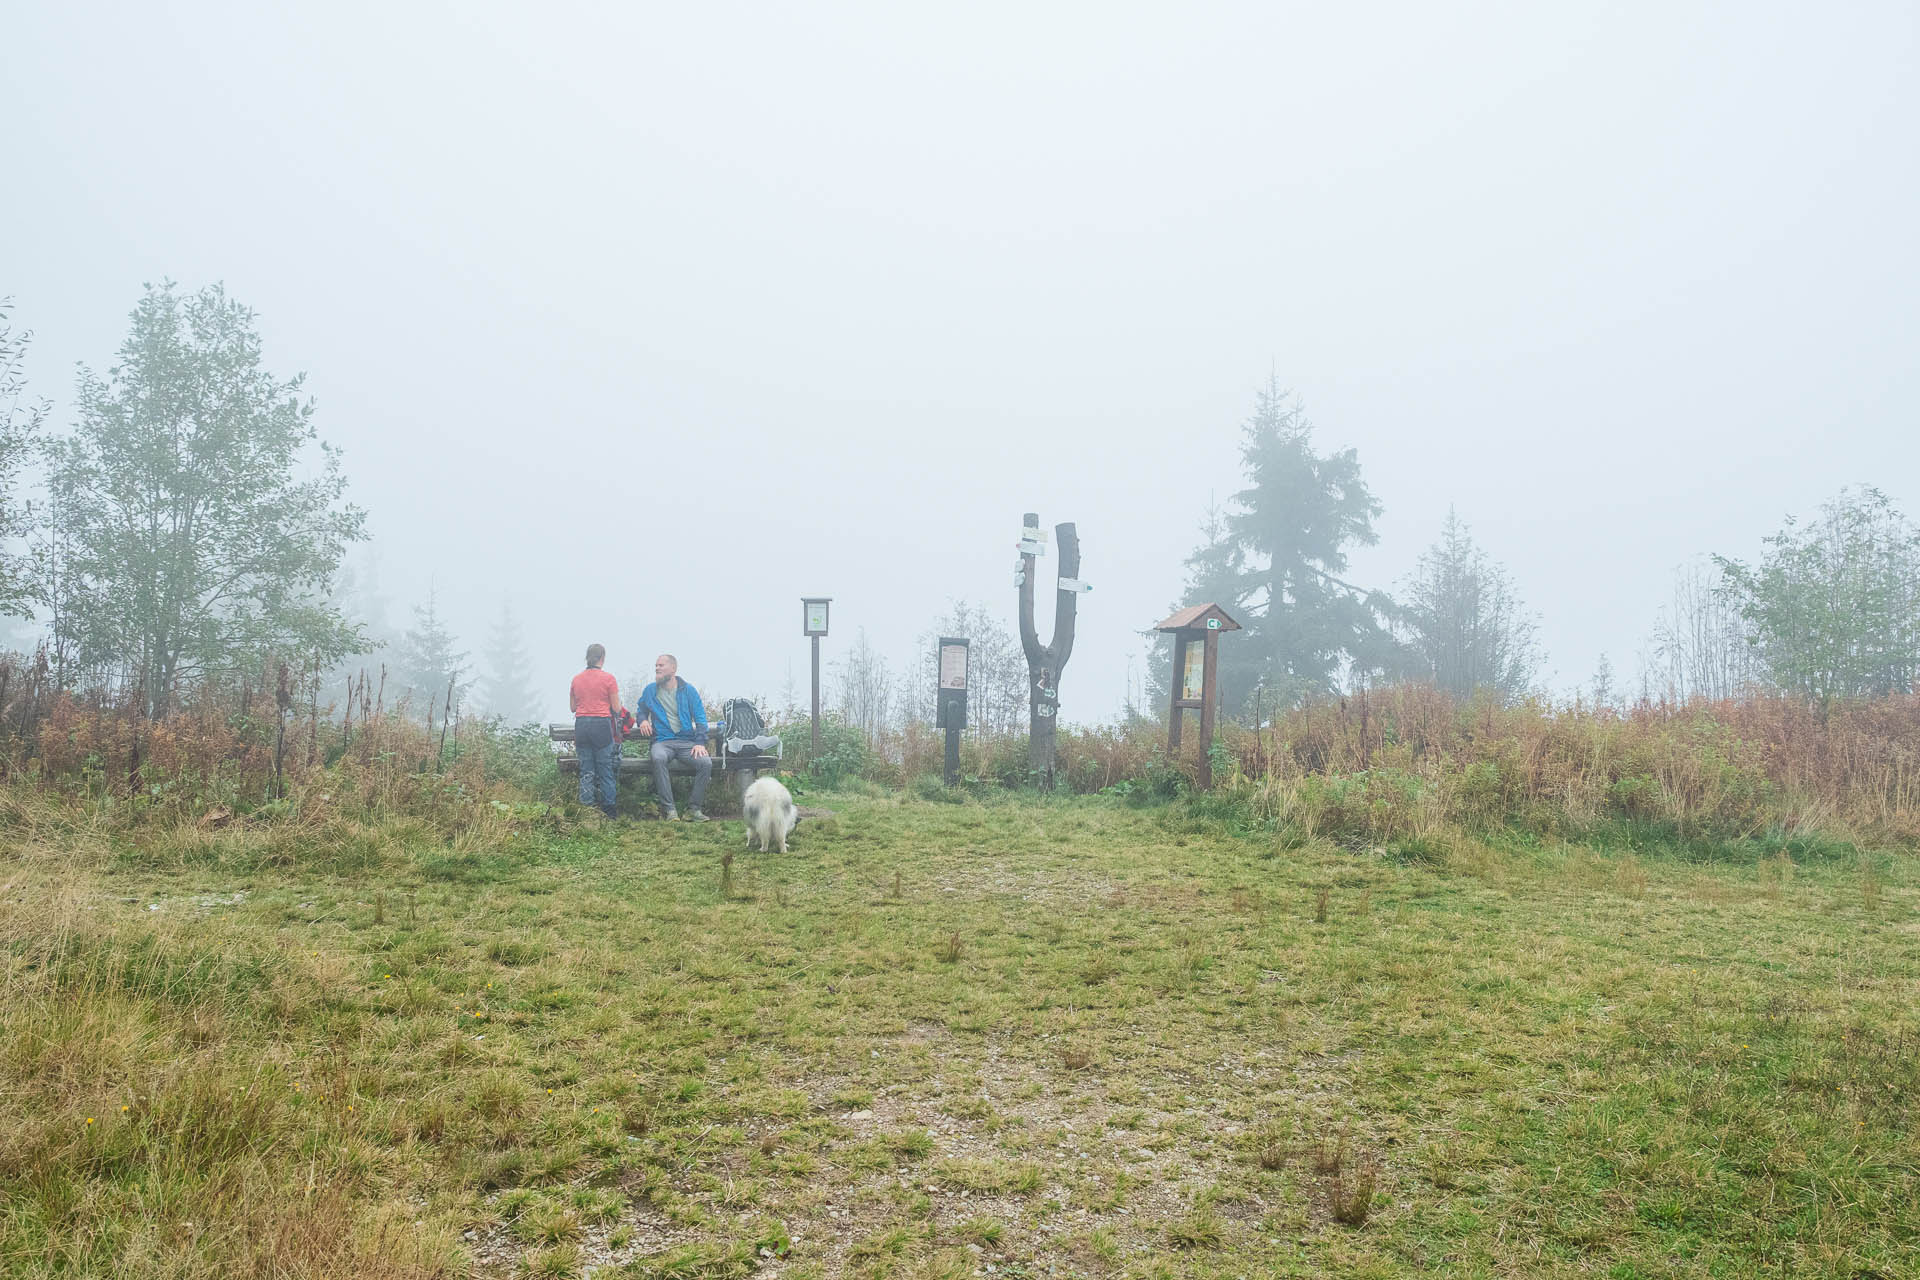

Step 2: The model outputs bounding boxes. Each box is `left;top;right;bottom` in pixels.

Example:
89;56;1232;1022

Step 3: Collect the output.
549;721;782;804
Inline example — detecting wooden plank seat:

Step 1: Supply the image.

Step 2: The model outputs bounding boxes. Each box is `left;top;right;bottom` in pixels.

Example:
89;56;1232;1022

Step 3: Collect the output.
549;721;782;802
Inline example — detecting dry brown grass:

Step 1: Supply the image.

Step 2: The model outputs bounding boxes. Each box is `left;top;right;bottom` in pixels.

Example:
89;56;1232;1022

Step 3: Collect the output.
1217;686;1920;844
1327;1154;1380;1227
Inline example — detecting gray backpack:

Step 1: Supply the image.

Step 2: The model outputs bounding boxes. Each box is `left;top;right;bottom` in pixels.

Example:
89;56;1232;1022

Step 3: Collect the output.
722;698;781;758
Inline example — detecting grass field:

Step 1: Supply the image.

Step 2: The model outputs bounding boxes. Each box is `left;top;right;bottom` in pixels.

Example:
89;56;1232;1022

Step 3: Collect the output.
3;791;1917;1278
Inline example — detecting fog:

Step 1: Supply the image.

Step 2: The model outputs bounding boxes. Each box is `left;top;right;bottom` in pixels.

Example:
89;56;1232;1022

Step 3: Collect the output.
5;1;1916;720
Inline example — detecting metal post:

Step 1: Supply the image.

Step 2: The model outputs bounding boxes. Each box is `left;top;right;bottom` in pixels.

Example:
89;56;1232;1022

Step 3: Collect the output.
810;633;821;757
1198;627;1220;790
944;727;960;787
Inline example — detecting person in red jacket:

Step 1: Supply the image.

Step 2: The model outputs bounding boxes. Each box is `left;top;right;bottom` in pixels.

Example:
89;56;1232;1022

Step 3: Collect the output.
568;644;625;818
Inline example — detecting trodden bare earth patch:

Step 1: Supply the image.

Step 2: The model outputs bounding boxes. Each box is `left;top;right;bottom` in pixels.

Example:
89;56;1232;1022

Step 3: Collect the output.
2;790;1916;1277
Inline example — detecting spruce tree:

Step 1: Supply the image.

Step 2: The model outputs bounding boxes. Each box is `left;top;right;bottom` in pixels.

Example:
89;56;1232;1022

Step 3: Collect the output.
1160;379;1403;716
1398;509;1541;702
1591;652;1616;710
395;588;469;715
480;601;540;724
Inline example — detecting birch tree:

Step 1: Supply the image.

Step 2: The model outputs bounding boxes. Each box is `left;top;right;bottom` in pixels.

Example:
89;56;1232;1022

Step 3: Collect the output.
834;627;893;744
1648;558;1754;701
37;282;365;712
0;300;47;619
1717;487;1920;711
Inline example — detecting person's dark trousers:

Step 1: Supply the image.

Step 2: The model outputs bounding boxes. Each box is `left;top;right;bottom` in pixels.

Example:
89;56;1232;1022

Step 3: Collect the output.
649;739;712;813
575;716;618;816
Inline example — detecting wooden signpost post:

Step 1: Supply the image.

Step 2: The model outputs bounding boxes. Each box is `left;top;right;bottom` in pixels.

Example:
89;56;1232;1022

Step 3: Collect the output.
1018;513;1087;790
1154;603;1241;790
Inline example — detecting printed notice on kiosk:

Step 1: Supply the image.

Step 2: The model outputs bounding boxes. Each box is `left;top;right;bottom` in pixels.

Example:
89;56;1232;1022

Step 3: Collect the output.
939;644;968;690
1181;644;1205;701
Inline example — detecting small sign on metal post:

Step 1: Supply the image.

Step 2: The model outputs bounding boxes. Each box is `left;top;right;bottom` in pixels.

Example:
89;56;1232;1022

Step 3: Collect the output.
802;597;832;757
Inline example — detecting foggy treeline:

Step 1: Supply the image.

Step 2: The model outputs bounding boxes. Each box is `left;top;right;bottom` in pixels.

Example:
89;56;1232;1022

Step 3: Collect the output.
0;285;534;732
6;285;1920;764
1133;379;1920;728
819;379;1920;755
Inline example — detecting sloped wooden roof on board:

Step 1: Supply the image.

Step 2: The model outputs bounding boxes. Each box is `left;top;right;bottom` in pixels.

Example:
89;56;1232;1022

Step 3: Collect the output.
1154;603;1242;633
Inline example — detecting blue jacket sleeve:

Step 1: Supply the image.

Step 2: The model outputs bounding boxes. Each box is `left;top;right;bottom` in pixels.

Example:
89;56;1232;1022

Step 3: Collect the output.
688;685;707;731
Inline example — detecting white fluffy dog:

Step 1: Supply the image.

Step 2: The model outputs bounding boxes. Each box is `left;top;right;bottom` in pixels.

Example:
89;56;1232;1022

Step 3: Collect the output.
742;776;798;853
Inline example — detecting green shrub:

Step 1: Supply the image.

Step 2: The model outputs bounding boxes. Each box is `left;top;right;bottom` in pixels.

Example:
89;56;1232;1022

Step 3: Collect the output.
1450;759;1505;827
1608;774;1661;822
909;774;970;804
800;721;872;789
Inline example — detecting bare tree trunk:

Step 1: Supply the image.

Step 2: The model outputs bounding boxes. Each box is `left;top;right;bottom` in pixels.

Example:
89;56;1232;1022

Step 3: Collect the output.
127;713;141;798
20;647;46;742
1018;513;1081;790
1254;683;1265;777
437;674;455;769
273;661;292;799
423;692;437;772
308;658;320;768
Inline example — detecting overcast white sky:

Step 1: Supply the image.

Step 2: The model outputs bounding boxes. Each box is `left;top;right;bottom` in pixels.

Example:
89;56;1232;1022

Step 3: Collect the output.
5;1;1916;720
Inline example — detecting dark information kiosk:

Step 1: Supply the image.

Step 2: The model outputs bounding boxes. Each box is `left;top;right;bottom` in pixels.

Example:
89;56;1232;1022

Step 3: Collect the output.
1154;603;1242;790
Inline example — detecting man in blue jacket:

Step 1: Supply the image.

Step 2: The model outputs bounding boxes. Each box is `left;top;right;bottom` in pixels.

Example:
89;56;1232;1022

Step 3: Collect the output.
636;653;712;820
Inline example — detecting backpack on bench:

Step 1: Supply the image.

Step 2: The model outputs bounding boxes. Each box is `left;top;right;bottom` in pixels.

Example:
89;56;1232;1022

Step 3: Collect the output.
722;699;781;759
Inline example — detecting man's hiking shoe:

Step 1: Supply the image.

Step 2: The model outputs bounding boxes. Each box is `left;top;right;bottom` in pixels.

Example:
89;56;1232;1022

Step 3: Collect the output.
687;809;709;822
661;808;679;822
